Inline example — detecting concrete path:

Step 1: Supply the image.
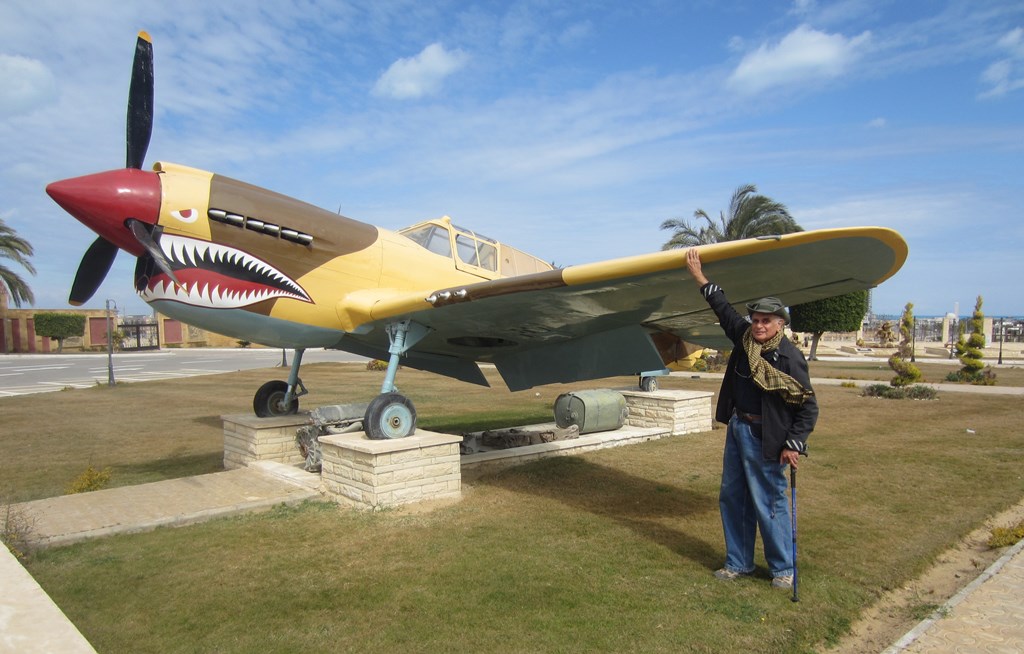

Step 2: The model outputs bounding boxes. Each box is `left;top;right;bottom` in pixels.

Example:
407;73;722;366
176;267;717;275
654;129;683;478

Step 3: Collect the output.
1;546;96;653
17;461;322;548
884;538;1024;653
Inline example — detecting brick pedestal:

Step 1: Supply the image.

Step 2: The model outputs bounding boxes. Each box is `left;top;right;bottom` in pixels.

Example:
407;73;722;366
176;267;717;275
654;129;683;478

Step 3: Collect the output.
319;430;462;509
222;413;309;469
620;389;713;435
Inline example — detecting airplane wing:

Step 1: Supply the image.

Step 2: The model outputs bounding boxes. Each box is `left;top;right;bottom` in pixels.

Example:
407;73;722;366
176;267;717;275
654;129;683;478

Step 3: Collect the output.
336;227;908;391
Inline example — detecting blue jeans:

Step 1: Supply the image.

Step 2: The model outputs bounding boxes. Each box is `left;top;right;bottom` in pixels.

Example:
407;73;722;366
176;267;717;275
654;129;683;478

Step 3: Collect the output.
720;415;794;578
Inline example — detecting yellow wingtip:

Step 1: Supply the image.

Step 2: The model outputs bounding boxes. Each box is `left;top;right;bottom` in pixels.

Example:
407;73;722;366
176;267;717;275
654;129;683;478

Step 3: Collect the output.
138;30;152;43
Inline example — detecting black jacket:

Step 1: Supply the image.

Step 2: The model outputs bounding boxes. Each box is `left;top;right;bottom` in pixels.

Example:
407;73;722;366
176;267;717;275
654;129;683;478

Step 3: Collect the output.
701;283;818;461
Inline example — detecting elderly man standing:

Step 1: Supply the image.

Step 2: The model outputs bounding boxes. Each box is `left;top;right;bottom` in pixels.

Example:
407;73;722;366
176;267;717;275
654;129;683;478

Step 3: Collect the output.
686;248;818;589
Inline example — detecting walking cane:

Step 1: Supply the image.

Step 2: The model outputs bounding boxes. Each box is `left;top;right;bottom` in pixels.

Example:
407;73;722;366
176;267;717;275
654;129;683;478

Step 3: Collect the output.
790;465;799;603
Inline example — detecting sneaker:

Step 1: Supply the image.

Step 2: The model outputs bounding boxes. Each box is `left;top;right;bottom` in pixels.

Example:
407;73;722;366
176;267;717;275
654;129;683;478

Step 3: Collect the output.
771;574;794;589
713;568;746;581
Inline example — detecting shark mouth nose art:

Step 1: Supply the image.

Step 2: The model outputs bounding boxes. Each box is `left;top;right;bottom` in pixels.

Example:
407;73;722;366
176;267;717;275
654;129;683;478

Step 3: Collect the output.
138;233;312;308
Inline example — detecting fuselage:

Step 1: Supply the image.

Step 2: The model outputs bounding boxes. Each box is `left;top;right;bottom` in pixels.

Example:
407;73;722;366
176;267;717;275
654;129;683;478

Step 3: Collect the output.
50;161;553;352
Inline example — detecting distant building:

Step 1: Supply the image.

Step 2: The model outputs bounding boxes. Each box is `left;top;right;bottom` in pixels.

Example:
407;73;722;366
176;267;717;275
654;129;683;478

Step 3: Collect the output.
0;296;239;353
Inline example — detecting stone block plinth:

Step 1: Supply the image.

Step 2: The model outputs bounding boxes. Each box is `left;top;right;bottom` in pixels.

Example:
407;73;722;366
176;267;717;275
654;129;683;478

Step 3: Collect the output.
222;413;309;469
319;430;462;510
620;389;713;436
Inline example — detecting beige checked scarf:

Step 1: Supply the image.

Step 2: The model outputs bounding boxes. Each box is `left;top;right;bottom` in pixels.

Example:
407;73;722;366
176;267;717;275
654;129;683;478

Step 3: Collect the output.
742;328;815;406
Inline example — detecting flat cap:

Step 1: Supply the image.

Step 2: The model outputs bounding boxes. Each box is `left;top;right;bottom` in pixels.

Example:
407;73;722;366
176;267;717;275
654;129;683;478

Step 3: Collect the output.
746;296;790;324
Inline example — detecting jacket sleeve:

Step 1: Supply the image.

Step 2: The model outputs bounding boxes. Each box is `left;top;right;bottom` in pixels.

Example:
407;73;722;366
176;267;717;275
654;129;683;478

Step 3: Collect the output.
699;282;749;345
781;344;818;453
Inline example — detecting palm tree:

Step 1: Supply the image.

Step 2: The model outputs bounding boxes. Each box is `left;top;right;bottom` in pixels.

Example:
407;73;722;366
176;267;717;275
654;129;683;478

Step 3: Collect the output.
0;218;36;308
660;183;802;249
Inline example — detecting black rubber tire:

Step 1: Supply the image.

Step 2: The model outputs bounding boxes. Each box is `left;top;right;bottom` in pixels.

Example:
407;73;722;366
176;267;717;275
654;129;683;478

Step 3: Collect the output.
363;392;417;439
640;376;659;392
253;380;299;417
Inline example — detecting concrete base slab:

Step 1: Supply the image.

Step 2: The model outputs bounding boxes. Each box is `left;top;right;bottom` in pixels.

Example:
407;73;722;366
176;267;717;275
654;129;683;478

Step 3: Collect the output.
460;423;672;478
319;430;462;509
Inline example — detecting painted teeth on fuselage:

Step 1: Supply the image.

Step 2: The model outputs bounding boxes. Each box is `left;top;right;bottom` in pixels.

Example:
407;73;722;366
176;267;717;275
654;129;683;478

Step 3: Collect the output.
138;234;311;308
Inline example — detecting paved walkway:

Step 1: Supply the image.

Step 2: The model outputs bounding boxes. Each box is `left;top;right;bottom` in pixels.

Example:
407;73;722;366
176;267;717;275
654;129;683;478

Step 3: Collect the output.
17;461;321;548
885;538;1024;653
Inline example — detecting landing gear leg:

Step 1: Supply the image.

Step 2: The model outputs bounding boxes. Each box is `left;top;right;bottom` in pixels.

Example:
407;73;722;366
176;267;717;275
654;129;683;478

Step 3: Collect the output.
253;348;307;417
364;322;429;439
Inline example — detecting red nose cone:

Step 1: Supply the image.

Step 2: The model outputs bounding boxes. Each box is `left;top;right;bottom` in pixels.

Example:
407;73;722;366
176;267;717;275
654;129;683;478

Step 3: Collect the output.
46;168;160;256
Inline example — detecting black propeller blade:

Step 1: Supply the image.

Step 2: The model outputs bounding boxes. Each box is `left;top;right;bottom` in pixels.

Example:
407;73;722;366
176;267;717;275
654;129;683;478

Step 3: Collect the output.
69;237;119;306
126;31;154;170
127;219;179;285
65;31;158;307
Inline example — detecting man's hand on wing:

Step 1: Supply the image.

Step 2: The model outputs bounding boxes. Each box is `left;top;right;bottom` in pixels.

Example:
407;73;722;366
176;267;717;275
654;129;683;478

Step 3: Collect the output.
686;248;709;286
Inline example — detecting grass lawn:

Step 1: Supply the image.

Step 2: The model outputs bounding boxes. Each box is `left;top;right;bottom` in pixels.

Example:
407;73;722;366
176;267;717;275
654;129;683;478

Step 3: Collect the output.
3;361;1024;653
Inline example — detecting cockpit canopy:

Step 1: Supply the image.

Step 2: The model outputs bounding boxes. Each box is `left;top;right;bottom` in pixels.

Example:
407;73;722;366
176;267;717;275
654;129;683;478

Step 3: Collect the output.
399;216;553;278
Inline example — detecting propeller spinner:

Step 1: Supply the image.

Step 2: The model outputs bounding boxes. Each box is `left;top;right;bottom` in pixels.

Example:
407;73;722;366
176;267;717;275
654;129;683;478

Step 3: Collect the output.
45;31;166;306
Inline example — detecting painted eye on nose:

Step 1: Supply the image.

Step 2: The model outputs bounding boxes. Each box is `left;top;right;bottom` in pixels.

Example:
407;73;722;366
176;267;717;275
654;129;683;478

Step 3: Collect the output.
171;208;199;224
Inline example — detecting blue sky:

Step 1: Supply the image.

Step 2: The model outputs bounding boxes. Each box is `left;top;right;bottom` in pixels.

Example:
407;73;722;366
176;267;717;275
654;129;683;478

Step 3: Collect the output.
1;0;1022;318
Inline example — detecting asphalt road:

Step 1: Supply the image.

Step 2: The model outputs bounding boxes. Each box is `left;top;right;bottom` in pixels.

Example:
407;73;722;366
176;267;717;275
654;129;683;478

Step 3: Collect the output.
0;348;368;397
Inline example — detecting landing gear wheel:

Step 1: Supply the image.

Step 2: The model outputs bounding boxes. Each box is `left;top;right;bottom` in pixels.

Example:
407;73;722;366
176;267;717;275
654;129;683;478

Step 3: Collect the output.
640;376;659;392
253;380;299;417
364;392;417;440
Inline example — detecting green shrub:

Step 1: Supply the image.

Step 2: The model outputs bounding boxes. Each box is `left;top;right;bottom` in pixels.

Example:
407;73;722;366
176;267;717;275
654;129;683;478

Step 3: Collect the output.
33;312;87;353
693;350;728;373
888;303;922;387
988;520;1024;548
861;384;938;400
65;466;112;494
889;356;922;387
366;359;389;371
944;368;997;386
903;385;940;400
958;296;988;377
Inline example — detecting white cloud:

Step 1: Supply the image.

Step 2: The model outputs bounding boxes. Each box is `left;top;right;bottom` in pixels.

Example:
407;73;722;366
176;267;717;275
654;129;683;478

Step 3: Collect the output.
867;117;887;128
979;27;1024;99
372;43;469;100
728;25;871;94
790;0;816;17
0;54;57;117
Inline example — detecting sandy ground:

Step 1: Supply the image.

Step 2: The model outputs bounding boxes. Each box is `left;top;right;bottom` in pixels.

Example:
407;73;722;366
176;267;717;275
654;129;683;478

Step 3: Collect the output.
828;498;1024;653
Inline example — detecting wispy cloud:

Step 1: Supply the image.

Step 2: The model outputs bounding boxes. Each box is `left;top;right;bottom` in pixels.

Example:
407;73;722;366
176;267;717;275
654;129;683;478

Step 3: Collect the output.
0;54;57;117
728;24;872;94
979;27;1024;98
372;43;469;100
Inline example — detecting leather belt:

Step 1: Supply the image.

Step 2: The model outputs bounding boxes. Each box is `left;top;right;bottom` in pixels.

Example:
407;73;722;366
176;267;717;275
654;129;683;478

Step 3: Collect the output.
734;409;762;424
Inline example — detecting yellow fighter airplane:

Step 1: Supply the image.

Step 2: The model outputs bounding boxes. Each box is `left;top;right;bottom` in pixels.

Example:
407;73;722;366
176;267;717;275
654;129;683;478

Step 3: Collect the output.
46;33;908;439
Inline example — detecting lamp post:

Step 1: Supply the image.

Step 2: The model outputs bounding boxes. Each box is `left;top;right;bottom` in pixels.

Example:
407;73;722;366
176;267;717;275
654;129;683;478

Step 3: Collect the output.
998;317;1004;365
910;319;916;363
948;316;957;360
105;299;118;386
